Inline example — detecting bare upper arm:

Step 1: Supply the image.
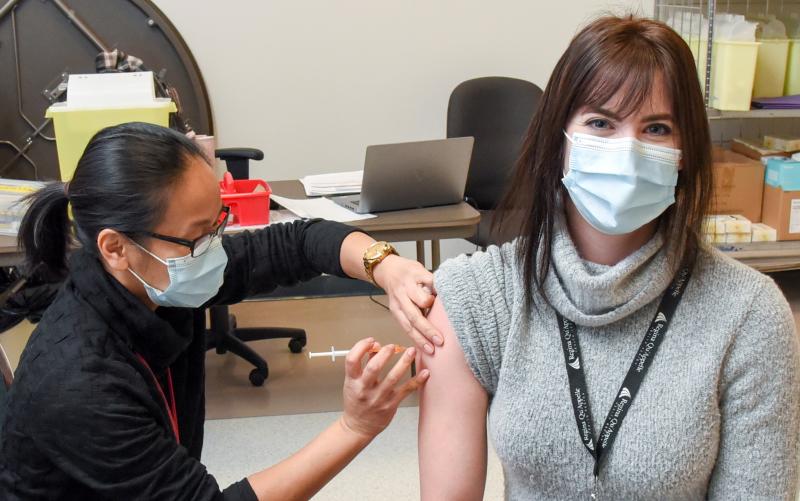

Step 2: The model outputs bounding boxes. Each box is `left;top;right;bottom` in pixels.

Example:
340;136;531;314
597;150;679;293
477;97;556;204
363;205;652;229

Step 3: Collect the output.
418;297;490;501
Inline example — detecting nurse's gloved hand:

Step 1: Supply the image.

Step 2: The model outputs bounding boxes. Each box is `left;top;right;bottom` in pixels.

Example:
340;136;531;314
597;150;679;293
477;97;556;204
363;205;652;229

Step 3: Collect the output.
340;338;430;438
371;255;442;355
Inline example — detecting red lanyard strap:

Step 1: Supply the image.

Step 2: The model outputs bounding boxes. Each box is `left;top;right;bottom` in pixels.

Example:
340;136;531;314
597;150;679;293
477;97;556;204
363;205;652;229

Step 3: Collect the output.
135;353;180;444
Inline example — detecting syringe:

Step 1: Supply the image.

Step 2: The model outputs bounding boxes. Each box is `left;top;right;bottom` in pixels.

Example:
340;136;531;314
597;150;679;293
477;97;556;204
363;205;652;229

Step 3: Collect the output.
308;345;408;362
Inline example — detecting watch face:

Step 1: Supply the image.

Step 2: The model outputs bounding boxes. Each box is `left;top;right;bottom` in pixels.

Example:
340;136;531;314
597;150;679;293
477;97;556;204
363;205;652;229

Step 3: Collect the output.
367;243;389;260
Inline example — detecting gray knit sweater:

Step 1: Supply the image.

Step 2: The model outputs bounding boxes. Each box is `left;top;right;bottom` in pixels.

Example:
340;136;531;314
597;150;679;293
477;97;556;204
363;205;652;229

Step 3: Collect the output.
434;220;800;500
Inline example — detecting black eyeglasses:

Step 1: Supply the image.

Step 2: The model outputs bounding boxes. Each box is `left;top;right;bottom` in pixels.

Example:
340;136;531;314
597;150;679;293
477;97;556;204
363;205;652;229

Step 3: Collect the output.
129;206;230;257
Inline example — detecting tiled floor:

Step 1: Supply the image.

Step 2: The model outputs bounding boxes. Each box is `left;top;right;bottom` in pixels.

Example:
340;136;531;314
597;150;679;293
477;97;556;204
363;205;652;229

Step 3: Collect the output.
201;407;506;500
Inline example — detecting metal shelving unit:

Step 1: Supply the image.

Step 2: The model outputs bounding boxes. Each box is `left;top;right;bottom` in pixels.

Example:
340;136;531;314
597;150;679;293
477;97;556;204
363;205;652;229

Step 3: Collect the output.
655;0;800;127
655;1;717;106
655;2;800;270
707;108;800;119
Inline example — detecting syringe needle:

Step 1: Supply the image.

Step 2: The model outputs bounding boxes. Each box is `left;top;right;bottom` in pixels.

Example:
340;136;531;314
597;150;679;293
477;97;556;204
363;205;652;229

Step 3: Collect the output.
307;344;408;361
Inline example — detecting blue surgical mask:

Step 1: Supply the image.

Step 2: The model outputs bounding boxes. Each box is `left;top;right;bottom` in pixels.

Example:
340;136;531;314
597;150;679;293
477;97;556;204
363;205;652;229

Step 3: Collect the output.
562;131;681;235
129;238;228;308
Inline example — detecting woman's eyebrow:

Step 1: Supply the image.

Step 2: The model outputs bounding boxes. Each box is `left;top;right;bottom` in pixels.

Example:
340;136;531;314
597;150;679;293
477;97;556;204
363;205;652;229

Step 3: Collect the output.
187;205;222;231
584;106;622;121
640;113;673;122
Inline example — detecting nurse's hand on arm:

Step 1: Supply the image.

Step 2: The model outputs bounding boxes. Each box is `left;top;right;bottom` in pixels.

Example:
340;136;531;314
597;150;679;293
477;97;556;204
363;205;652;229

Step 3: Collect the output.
338;232;443;354
418;298;489;501
247;338;430;501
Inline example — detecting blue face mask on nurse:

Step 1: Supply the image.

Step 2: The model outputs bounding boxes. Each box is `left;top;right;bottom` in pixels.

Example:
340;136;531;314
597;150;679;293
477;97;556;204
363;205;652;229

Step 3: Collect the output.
127;206;231;308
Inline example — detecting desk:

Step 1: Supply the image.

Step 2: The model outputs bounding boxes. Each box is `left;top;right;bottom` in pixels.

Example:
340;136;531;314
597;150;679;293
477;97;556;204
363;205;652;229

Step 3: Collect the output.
0;181;481;270
7;215;800;276
269;180;481;268
7;221;800;274
0;235;20;267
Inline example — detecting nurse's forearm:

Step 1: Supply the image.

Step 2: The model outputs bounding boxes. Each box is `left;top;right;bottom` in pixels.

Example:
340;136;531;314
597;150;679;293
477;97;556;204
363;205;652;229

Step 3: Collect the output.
339;231;376;282
246;416;373;501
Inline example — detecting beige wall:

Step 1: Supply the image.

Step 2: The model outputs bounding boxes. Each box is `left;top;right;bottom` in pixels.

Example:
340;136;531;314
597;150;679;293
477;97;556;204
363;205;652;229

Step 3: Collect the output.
151;1;653;262
153;0;652;181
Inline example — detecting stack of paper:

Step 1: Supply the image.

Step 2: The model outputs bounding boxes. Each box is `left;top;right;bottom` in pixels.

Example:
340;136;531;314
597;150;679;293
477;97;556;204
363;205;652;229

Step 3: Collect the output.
300;170;363;197
270;194;375;223
0;179;45;236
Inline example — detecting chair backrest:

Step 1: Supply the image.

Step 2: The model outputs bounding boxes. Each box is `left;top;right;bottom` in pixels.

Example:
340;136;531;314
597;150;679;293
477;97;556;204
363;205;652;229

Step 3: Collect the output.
447;77;543;211
215;148;264;180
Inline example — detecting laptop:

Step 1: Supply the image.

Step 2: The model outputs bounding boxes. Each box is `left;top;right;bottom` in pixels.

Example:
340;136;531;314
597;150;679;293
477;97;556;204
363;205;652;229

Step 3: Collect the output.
330;137;474;214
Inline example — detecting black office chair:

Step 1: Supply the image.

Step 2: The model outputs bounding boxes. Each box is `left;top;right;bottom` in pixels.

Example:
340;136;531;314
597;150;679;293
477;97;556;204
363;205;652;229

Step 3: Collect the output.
205;148;307;387
447;77;543;248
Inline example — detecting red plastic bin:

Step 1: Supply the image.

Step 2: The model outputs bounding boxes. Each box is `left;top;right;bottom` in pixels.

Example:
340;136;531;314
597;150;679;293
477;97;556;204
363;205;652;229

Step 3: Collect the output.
219;172;271;226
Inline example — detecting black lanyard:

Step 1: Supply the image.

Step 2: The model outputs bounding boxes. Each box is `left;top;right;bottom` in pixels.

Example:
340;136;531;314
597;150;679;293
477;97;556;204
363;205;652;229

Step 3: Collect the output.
556;264;693;497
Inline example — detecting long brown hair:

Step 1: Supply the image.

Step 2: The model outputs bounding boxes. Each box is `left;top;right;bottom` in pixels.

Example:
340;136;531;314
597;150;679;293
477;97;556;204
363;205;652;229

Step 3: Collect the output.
496;15;712;309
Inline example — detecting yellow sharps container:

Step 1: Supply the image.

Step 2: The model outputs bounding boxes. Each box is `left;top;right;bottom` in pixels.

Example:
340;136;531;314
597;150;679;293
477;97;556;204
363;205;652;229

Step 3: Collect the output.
45;72;176;181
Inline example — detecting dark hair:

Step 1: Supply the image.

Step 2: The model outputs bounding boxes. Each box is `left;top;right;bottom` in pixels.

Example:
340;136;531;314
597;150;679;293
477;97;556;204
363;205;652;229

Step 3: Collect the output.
495;15;712;310
19;122;207;278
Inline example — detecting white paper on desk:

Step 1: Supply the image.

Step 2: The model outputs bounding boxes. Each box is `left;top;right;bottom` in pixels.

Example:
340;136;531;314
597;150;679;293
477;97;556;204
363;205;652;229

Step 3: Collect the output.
300;170;363;196
270;194;376;223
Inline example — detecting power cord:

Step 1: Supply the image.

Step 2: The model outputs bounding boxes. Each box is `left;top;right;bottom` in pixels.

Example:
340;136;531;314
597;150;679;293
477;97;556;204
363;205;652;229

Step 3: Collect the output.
368;294;390;311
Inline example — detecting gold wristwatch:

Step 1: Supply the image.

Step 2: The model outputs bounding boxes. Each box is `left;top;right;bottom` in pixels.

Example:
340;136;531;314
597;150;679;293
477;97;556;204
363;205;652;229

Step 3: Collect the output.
363;241;398;286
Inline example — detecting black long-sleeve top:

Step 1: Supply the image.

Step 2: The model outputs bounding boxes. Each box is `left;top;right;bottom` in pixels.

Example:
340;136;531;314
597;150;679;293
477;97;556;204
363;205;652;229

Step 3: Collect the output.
0;219;358;500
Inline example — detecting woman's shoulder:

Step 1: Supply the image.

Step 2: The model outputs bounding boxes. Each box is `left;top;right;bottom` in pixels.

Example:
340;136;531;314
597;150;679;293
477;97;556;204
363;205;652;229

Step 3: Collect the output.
695;244;794;338
12;285;131;403
696;244;782;299
435;240;521;295
434;240;522;319
433;241;523;394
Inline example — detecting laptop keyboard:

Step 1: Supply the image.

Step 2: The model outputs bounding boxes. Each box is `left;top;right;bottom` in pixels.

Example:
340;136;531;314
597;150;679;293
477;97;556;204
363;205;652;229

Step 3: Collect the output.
343;199;360;211
331;197;361;212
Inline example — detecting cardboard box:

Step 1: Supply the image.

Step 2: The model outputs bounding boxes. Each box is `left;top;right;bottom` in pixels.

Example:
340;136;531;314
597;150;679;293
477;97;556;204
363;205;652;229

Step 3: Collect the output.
723;214;752;234
751;223;778;242
711;147;765;222
724;232;752;243
765;157;800;190
704;233;726;244
764;134;800;153
731;137;788;160
703;215;733;234
761;184;800;240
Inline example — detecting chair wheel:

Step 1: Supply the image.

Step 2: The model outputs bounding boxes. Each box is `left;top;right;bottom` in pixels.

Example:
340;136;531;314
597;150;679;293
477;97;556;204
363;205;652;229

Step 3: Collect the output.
288;337;306;354
249;367;267;386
